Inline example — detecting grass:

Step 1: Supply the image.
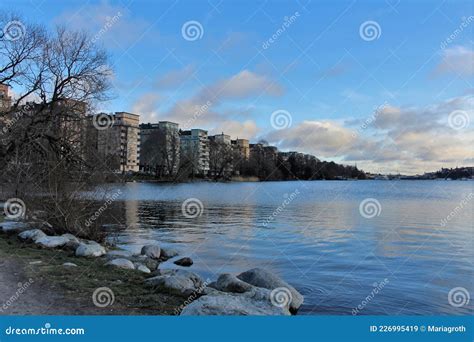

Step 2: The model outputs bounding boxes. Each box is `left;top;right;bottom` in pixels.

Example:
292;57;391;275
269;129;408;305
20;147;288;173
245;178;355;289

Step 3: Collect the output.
0;232;184;315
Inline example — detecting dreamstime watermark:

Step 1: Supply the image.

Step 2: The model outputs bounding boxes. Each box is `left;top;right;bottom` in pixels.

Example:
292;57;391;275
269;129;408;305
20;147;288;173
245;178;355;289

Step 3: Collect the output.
182;100;212;130
92;287;115;308
0;278;34;313
352;278;389;315
3;198;26;219
448;110;470;130
181;198;204;218
262;12;300;50
440;16;474;49
173;278;210;315
359;21;381;41
440;192;473;227
84;190;122;228
87;12;123;47
181;20;204;41
352;101;388;138
2;20;26;41
262;189;300;227
359;198;382;219
91;113;114;130
448;287;470;308
270;287;293;308
5;323;85;336
270;109;292;130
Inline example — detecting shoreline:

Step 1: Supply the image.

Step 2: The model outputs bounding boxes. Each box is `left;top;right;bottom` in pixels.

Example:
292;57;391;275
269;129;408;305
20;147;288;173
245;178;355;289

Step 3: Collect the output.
0;218;304;316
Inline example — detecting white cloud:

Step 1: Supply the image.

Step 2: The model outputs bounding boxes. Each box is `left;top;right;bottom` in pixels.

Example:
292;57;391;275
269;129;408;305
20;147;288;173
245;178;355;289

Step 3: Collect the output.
435;46;474;76
264;95;473;174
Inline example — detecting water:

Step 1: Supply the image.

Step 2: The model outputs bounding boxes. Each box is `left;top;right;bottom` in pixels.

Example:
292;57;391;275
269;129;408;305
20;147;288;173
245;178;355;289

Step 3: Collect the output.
97;180;473;315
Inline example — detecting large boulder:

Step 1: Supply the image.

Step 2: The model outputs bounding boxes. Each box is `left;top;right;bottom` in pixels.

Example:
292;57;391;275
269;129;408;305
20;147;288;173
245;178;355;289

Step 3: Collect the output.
1;221;30;234
141;244;161;259
160;247;179;260
106;258;135;270
35;235;70;248
180;289;291;316
106;249;134;259
215;273;254;293
145;269;204;297
237;268;304;312
174;257;193;267
18;229;47;242
75;241;106;257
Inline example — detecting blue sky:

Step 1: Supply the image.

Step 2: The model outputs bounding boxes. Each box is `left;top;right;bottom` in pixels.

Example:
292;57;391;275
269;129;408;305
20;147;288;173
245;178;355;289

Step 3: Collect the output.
3;0;473;174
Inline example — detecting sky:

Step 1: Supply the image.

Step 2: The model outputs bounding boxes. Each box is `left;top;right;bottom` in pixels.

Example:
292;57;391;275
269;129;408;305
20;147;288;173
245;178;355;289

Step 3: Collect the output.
2;0;473;174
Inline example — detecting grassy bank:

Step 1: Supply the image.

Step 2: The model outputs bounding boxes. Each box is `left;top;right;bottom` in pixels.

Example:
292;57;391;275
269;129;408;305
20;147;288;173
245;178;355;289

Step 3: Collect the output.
0;232;183;315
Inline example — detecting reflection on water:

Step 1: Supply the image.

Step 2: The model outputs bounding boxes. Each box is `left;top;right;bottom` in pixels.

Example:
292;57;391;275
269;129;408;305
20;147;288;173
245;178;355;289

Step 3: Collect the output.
98;180;473;315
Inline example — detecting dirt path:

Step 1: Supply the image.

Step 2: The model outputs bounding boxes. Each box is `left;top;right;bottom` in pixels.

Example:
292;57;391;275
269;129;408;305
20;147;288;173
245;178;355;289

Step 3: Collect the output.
0;234;183;315
0;256;102;315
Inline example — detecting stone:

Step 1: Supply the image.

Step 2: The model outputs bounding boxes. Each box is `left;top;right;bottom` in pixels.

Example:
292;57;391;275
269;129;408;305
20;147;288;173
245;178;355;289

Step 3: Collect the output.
180;289;291;316
75;241;106;257
61;234;82;251
63;262;78;267
35;235;70;248
237;268;304;312
160;247;179;260
143;257;160;271
106;258;135;270
1;221;29;234
174;257;193;267
145;269;204;297
136;264;151;274
141;244;161;259
18;229;47;242
106;249;134;259
215;273;254;293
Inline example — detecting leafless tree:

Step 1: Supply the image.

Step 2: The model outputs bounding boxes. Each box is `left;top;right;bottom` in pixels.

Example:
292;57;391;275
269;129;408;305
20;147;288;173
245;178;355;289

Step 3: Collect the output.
0;12;115;239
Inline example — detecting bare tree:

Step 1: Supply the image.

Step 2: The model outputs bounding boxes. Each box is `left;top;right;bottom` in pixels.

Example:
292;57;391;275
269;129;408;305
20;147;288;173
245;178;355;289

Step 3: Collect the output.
0;13;114;239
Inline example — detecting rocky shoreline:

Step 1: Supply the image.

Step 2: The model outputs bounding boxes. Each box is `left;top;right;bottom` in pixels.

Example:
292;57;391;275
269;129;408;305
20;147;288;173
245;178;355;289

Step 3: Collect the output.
0;219;304;316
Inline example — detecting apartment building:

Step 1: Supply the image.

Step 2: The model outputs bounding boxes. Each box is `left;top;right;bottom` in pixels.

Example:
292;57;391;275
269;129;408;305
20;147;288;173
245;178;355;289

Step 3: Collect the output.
180;128;209;176
0;84;12;112
93;112;140;173
140;121;180;176
231;138;250;160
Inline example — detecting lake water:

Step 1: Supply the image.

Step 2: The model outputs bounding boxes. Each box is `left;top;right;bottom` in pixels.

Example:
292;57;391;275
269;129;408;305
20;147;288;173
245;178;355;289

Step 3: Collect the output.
99;180;473;315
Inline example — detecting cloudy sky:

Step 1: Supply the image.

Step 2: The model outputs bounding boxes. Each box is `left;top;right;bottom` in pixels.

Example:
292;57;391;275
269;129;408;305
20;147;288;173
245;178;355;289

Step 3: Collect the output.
3;0;473;174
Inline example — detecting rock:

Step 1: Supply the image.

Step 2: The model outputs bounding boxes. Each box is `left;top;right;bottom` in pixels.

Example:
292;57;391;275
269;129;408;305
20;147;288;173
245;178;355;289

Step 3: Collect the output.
1;221;29;234
136;264;151;274
75;241;106;257
145;269;204;297
174;257;193;267
18;229;47;242
141;244;161;259
63;262;78;267
215;273;254;293
35;235;70;248
106;258;135;270
237;268;304;312
143;257;160;271
180;289;291;316
160;247;179;260
62;234;82;251
106;249;134;259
